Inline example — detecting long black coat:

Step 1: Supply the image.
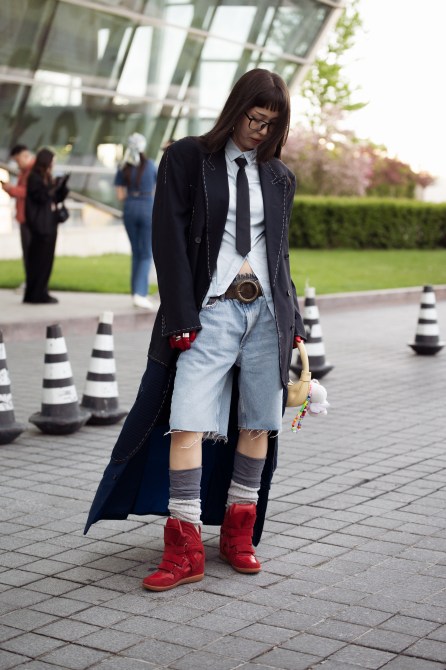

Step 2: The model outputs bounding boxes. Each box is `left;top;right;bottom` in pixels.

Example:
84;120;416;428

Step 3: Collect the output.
85;137;305;542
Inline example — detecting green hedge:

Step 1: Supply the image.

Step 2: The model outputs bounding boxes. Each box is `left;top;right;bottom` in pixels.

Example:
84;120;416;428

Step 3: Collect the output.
289;197;446;249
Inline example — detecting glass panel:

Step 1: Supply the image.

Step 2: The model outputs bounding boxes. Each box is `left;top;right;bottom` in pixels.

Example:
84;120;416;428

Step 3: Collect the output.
264;1;329;59
0;0;337;212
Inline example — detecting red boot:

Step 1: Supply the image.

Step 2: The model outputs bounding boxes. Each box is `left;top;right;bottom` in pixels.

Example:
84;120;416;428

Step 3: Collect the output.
220;503;261;573
142;518;205;591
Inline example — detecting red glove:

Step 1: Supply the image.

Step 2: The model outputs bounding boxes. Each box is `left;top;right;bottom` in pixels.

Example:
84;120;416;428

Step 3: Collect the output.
293;335;303;349
169;331;197;351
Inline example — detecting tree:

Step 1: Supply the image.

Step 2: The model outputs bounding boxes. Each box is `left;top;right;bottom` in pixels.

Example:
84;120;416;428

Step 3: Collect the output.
301;0;366;130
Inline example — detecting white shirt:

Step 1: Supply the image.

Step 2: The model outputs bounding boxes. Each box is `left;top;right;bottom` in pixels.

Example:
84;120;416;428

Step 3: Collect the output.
203;138;274;314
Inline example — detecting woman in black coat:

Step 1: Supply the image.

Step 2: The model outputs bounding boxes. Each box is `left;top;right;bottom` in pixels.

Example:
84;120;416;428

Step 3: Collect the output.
86;69;306;592
24;148;68;304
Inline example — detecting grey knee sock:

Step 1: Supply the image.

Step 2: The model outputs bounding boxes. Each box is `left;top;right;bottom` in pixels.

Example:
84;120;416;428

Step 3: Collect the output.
169;466;202;526
227;451;265;506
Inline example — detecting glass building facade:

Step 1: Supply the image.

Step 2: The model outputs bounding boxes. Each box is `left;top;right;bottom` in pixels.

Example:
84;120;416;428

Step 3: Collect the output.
0;0;342;213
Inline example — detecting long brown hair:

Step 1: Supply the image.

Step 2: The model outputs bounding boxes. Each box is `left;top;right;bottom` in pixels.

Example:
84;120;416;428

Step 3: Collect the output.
32;148;54;184
201;69;291;162
123;154;147;189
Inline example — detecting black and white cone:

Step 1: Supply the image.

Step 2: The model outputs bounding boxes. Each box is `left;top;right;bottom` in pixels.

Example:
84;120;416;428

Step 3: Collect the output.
291;285;333;379
81;312;127;425
409;285;444;355
0;331;25;445
29;324;91;434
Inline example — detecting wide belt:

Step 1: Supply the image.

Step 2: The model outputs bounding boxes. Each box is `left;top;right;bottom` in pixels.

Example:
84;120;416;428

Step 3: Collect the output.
210;277;263;304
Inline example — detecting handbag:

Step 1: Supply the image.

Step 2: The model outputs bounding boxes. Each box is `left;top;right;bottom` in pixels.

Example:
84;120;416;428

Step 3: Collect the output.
54;203;69;224
286;340;311;407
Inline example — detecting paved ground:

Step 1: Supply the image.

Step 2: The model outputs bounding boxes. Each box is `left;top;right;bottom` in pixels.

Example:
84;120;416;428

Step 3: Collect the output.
1;291;446;670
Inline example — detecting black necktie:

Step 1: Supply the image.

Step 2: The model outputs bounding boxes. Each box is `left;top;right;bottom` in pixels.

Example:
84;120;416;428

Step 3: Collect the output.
235;156;251;257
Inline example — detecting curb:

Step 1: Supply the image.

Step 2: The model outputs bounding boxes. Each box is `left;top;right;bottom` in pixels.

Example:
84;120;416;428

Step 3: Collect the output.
3;286;446;342
315;285;446;312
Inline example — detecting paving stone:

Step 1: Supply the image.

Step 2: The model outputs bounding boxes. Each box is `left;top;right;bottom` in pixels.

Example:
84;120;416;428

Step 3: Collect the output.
93;658;160;670
30;597;89;617
0;650;31;669
0;624;22;643
123;638;191;664
39;644;110;670
309;619;371;642
153;622;222;649
380;614;440;637
34;618;101;641
404;639;446;663
357;628;418;653
1;631;65;656
232;622;295;645
252;648;320;670
74;628;143;653
380;656;445;669
191;612;250;634
282;632;346;656
327;643;396;668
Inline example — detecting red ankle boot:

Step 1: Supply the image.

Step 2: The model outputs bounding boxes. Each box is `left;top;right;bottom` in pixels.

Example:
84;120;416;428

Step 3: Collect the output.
142;517;205;591
220;503;261;573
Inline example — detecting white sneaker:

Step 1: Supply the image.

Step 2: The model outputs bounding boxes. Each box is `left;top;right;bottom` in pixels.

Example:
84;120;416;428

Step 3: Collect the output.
133;294;158;311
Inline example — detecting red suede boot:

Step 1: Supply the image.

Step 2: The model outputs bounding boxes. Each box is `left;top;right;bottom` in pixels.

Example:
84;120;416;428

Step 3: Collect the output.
142;518;205;591
220;503;261;573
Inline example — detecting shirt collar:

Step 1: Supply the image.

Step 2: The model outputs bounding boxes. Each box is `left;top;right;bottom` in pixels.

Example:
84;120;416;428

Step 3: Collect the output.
225;137;257;166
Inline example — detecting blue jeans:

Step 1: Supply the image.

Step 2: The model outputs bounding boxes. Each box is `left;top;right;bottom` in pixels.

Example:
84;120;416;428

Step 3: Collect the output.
123;198;153;296
170;296;283;440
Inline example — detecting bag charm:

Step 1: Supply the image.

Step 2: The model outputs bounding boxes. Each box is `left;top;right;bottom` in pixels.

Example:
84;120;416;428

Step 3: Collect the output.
286;341;329;432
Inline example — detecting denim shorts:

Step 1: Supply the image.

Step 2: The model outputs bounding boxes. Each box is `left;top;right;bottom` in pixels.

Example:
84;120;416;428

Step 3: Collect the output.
169;296;283;440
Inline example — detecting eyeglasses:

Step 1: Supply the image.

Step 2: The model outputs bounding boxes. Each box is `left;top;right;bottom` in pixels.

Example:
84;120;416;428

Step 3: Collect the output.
244;112;275;133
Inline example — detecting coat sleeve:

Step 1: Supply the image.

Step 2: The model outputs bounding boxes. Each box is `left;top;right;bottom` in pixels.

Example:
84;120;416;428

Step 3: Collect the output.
152;140;202;338
286;172;306;340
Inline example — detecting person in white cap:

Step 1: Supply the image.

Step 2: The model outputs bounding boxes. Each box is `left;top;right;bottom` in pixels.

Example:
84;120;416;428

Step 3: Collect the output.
115;133;158;310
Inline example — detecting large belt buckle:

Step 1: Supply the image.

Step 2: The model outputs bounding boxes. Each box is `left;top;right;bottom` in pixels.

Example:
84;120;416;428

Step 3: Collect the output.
236;279;260;303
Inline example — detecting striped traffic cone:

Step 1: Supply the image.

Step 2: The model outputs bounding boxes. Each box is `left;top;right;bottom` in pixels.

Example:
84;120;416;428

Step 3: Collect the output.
0;331;25;445
409;285;444;355
81;312;127;425
29;324;91;434
291;285;333;379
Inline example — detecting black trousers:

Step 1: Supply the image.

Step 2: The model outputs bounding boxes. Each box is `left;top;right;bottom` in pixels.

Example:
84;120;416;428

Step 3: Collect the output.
24;229;58;303
19;222;32;277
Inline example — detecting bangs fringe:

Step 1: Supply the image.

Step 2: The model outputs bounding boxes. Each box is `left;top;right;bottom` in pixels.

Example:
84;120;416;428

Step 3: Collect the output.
253;85;287;113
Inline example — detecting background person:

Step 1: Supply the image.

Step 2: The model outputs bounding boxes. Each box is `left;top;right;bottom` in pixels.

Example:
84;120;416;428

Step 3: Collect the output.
24;148;69;304
0;144;35;289
115;133;157;311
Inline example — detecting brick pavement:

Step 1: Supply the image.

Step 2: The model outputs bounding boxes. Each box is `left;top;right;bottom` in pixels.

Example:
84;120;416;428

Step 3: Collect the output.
1;297;446;669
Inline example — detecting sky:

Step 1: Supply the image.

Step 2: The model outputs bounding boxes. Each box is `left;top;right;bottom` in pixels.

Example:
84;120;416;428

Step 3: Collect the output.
340;0;446;182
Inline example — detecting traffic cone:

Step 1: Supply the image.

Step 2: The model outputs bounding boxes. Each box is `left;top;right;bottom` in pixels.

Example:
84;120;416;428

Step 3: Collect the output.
29;324;91;435
80;312;128;425
0;331;26;445
291;285;333;379
409;285;444;355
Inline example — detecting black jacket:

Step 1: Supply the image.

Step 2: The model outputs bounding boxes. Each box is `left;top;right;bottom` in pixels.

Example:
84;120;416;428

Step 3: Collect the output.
149;136;305;387
25;172;68;235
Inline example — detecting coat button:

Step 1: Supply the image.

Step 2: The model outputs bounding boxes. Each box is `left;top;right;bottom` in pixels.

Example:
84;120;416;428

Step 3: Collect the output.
287;289;291;296
194;236;201;243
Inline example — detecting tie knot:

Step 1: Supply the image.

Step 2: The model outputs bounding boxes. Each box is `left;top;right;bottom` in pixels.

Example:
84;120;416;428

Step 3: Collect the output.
235;156;247;169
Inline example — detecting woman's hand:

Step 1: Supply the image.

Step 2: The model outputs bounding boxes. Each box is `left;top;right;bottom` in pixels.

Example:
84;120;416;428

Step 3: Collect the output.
169;331;197;351
293;335;303;349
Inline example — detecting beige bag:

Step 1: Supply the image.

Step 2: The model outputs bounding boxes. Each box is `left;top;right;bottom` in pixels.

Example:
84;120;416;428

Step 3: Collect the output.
286;340;311;407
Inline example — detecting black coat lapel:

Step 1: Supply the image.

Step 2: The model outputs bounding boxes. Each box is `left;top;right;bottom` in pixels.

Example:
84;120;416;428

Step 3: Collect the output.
202;149;229;276
259;161;289;290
